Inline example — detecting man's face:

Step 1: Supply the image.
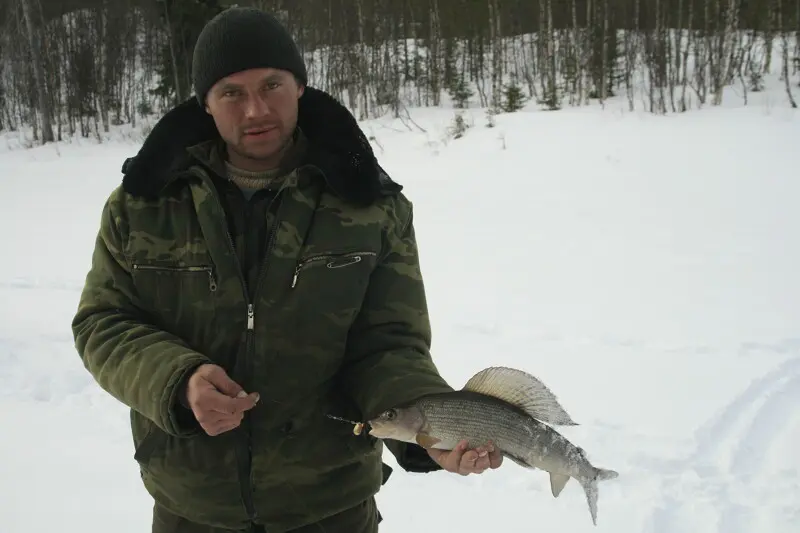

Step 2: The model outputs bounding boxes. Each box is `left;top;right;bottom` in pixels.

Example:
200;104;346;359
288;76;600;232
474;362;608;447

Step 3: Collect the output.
205;68;304;171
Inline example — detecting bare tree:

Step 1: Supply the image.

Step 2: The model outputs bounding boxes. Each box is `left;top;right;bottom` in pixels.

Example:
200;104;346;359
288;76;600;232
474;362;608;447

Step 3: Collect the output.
779;1;798;107
20;0;53;143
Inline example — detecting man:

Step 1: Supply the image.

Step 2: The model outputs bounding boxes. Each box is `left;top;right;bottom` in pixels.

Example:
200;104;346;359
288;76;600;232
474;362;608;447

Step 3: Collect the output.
72;6;501;533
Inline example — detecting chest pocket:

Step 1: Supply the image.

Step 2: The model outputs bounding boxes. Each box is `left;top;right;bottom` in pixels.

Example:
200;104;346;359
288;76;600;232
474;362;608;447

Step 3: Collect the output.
287;249;378;332
130;261;219;343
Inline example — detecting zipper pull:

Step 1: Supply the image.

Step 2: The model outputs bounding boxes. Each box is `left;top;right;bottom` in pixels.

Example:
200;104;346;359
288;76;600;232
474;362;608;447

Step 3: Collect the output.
291;268;299;289
247;304;254;330
207;270;218;292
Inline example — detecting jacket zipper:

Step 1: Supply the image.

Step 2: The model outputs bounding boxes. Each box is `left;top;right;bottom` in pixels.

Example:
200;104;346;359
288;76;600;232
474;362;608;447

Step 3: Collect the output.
241;306;256;520
192;168;293;521
255;190;286;296
131;264;217;292
291;251;376;288
190;168;259;520
237;187;287;521
220;208;258;521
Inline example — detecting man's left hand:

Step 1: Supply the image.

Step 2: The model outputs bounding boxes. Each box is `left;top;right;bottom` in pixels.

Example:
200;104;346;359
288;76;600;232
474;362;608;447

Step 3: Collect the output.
427;440;503;476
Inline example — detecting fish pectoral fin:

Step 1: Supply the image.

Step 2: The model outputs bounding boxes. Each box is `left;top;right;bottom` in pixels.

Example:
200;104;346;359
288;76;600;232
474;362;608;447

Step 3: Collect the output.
549;473;570;497
462;366;578;426
415;433;441;449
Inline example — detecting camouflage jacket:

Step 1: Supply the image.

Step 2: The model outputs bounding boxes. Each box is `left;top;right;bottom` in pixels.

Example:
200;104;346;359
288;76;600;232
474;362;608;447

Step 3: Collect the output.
71;92;454;531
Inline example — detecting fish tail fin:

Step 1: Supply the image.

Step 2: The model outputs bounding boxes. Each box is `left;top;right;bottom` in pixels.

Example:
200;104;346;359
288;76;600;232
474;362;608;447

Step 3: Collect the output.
579;467;619;526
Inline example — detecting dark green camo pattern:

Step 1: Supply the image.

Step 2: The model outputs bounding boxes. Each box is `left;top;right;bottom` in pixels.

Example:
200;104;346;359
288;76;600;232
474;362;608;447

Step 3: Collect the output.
72;142;454;531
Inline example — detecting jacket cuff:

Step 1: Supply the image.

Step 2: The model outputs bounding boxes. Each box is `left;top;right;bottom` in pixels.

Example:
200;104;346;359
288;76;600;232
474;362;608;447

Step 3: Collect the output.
394;442;442;473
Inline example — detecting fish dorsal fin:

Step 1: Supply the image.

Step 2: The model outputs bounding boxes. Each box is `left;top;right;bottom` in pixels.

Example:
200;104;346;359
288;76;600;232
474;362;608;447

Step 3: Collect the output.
462;367;578;426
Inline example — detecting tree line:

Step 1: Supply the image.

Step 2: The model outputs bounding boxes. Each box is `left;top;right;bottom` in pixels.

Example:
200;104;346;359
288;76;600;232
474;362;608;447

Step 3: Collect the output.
3;0;799;144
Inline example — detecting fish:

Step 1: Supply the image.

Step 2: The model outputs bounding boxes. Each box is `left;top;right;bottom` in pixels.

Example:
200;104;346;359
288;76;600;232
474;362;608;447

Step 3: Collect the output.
367;366;619;526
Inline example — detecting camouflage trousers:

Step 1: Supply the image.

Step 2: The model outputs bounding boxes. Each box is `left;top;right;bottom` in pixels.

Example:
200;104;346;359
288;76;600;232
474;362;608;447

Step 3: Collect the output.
151;498;381;533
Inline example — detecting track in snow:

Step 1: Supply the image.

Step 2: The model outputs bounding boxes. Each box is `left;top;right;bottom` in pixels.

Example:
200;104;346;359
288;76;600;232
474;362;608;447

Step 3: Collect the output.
647;351;800;533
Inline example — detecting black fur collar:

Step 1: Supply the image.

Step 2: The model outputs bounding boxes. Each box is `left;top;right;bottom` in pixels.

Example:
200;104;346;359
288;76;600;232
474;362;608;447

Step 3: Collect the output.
121;87;401;206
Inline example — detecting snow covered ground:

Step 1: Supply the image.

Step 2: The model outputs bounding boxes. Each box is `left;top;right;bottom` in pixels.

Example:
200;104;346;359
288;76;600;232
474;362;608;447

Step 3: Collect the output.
1;80;798;533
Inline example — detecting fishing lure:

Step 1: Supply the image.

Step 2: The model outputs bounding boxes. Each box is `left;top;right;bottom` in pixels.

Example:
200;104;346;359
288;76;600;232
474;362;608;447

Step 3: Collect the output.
326;414;365;436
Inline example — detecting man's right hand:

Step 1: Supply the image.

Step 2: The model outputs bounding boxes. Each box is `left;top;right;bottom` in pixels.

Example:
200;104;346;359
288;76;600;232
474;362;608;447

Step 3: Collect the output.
182;363;260;436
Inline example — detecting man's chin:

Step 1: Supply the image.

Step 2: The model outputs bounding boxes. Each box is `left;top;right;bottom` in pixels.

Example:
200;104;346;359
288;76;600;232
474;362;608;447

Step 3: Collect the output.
232;143;283;164
242;133;290;152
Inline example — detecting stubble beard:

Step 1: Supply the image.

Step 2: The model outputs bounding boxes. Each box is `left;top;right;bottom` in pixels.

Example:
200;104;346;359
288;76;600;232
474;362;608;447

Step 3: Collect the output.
231;129;294;170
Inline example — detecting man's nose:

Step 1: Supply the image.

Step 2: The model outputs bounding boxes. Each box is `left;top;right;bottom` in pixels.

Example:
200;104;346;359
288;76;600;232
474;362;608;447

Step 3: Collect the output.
244;94;270;118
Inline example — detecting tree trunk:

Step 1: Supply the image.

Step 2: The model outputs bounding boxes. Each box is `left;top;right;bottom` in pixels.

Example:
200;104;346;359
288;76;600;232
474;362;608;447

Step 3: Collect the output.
20;0;54;143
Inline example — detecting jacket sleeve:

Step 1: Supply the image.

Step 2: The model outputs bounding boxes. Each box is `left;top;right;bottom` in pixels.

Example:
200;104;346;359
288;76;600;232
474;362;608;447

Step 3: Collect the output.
71;190;212;437
339;198;454;472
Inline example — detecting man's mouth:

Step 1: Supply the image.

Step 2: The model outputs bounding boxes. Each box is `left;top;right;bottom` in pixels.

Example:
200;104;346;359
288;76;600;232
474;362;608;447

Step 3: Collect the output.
244;126;277;136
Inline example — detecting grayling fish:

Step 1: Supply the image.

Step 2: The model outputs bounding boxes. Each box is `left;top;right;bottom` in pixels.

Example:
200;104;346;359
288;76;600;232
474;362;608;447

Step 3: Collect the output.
367;366;619;526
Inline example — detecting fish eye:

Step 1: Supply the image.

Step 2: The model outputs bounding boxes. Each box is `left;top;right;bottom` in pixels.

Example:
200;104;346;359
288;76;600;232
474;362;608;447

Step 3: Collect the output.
383;409;397;420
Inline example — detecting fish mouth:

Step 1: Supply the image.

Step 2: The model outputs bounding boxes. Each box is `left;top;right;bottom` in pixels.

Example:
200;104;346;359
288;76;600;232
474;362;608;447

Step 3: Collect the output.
365;422;386;438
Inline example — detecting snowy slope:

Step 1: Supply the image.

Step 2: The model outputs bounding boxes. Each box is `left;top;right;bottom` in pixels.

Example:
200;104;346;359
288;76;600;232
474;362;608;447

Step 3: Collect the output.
1;82;798;533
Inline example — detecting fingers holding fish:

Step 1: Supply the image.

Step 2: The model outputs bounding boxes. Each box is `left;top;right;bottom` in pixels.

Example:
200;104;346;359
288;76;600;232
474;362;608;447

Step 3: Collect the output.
454;440;487;475
425;439;502;476
483;441;503;469
460;447;489;475
425;440;464;474
460;440;503;474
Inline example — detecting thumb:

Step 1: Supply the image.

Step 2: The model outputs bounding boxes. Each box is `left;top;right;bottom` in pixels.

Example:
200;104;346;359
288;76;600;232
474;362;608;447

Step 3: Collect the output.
205;365;245;398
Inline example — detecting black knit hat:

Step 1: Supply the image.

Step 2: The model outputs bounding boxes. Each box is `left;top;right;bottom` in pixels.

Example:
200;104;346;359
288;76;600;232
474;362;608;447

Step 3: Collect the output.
191;7;308;104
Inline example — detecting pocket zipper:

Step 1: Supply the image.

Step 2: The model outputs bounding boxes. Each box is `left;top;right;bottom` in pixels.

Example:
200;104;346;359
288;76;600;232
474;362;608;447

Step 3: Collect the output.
132;264;218;292
291;251;376;289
